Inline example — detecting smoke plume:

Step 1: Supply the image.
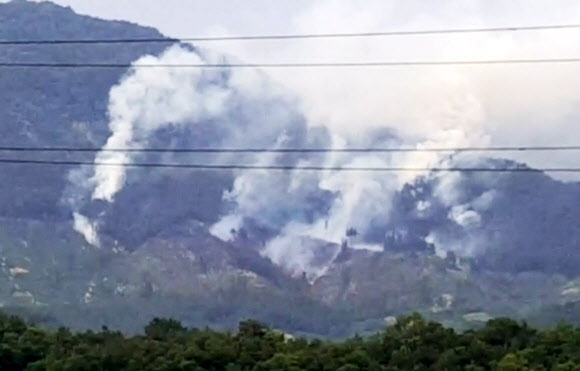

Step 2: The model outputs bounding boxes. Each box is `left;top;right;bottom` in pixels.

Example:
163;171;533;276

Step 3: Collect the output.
90;45;231;202
69;0;580;276
204;0;580;178
73;212;100;247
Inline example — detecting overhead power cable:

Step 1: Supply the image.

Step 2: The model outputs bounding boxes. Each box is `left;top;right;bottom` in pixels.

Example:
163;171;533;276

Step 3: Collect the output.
1;58;579;69
0;158;575;173
1;145;580;153
1;23;580;45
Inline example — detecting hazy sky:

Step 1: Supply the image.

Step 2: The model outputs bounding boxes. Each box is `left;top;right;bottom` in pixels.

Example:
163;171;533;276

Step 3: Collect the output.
19;0;308;36
12;0;580;38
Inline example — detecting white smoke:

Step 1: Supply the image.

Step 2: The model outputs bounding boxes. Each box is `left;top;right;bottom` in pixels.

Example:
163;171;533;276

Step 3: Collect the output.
73;212;100;246
192;0;580;271
71;0;580;274
209;82;488;277
90;45;231;202
202;0;580;179
209;214;243;242
208;0;580;270
200;62;492;276
264;233;334;280
71;45;233;247
74;43;316;248
448;206;482;229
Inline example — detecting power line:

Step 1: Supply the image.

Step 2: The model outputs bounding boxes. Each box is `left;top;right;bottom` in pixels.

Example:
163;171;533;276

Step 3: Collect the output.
0;158;574;172
2;58;580;69
1;58;580;69
1;23;580;45
1;145;580;153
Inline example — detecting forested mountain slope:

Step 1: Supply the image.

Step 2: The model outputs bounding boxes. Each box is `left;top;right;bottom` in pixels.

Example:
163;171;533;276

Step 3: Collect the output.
0;1;579;337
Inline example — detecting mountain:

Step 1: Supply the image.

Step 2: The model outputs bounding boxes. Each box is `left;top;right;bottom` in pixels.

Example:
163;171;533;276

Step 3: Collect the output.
385;162;580;276
0;0;580;337
0;0;170;220
0;217;341;335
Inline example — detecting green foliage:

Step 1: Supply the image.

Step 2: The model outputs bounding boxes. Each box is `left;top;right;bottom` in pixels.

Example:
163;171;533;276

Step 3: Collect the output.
3;310;580;370
144;318;187;340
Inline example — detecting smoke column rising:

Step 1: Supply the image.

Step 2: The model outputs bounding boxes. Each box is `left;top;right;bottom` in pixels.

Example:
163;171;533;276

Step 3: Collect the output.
70;0;580;275
73;44;500;275
90;45;231;202
202;0;580;179
73;212;100;247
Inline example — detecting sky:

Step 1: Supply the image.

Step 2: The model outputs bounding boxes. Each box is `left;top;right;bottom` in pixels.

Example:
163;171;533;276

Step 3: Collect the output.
12;1;580;39
4;0;580;178
18;0;308;36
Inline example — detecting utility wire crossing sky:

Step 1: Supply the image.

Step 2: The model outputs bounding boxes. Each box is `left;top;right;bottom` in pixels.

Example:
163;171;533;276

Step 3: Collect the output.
2;58;580;69
0;145;580;153
1;9;579;178
0;158;574;173
1;23;580;44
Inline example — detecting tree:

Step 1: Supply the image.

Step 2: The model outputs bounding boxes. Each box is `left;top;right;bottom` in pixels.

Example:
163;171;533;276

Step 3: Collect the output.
237;319;269;339
144;318;186;340
497;353;530;371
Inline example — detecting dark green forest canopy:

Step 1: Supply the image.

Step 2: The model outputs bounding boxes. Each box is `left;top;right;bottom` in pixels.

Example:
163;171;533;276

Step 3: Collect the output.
3;311;580;370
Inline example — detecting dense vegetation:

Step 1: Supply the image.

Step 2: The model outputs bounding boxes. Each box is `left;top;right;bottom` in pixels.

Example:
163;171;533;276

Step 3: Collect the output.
4;311;580;370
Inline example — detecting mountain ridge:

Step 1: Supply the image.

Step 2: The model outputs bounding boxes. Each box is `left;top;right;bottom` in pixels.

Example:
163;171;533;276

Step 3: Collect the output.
0;0;579;337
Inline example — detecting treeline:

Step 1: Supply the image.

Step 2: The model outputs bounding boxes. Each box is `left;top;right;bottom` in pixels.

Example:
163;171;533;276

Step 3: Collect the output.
3;311;580;370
